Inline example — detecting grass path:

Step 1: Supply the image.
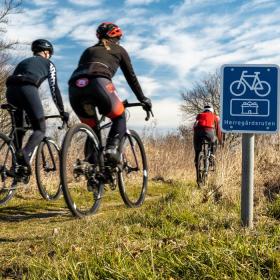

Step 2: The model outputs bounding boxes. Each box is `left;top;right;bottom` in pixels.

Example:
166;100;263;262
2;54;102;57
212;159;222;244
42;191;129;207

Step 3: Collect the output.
0;180;280;279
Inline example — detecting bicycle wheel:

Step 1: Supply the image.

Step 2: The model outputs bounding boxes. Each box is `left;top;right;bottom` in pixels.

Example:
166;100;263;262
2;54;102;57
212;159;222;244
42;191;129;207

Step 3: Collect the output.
0;132;17;205
35;137;62;200
118;130;148;207
255;81;271;97
60;123;104;217
196;145;209;188
230;80;246;96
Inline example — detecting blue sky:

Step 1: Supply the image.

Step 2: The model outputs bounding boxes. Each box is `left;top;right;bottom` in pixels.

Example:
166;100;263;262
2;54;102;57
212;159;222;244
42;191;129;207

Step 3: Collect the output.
4;0;280;131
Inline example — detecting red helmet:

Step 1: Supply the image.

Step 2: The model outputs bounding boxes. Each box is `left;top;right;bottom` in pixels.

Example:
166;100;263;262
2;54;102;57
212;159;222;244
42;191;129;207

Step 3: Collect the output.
96;22;123;39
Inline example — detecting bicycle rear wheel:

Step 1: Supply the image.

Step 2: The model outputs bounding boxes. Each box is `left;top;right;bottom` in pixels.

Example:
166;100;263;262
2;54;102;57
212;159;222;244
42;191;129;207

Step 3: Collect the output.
35;137;62;200
196;144;209;187
118;130;148;207
0;132;17;205
60;123;104;217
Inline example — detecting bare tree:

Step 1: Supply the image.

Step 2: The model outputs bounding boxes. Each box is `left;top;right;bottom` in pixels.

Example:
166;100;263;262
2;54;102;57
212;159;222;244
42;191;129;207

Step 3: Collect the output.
180;71;240;145
0;0;22;132
181;71;221;119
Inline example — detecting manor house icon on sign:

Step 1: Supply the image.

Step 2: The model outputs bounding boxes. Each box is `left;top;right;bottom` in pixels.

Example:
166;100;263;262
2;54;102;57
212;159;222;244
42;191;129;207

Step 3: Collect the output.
230;99;269;117
241;101;258;115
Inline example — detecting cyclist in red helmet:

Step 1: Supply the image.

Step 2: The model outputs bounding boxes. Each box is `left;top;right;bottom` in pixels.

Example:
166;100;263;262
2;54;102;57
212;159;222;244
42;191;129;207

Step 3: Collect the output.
68;22;152;164
193;105;222;168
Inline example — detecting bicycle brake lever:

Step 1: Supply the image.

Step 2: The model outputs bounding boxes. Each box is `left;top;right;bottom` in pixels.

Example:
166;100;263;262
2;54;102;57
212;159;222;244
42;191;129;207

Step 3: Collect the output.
145;110;153;121
145;111;150;121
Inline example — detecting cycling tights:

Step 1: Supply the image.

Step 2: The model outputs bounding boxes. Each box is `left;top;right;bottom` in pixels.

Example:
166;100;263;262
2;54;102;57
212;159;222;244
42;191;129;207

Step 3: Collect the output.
6;84;46;163
69;76;126;141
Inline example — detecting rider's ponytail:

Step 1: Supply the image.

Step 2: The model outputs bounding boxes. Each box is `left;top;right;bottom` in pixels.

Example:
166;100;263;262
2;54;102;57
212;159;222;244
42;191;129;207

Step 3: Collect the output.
100;37;120;51
101;38;111;51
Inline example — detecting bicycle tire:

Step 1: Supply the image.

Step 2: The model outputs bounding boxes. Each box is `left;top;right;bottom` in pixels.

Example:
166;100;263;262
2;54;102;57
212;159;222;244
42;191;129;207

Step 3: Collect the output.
60;123;104;217
196;143;209;187
230;80;246;96
118;130;148;207
35;137;62;201
0;132;17;205
255;81;271;97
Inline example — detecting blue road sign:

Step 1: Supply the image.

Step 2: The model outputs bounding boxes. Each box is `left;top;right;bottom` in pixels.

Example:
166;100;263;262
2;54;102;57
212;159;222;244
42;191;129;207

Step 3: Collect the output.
221;64;279;133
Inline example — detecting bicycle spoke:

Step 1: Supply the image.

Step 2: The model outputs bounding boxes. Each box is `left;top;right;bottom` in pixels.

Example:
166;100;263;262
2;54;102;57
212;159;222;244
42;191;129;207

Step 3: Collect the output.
118;130;147;207
35;139;62;200
61;124;103;217
0;134;17;205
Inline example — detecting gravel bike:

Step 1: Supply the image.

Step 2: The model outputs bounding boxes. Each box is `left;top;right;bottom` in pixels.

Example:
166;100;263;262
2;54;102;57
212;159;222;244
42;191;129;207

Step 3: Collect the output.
0;103;64;205
196;139;216;187
60;100;152;218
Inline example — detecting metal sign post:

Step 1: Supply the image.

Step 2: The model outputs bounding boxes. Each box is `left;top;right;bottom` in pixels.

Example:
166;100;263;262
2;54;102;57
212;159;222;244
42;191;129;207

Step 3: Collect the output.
241;133;254;227
221;64;279;228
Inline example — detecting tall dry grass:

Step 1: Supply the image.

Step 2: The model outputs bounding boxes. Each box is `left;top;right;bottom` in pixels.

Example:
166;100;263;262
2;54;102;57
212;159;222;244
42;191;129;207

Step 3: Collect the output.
15;127;280;211
144;131;280;207
144;132;195;181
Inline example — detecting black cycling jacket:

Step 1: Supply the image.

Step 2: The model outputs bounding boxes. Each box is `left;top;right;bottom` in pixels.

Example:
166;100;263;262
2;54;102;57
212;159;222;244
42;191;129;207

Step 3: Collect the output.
69;41;145;101
6;55;64;113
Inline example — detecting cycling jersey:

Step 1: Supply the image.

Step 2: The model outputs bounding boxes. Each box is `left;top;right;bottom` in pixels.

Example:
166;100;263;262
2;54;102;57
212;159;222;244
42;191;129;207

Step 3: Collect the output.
6;55;64;113
68;41;145;101
194;112;222;141
194;111;216;128
193;111;222;165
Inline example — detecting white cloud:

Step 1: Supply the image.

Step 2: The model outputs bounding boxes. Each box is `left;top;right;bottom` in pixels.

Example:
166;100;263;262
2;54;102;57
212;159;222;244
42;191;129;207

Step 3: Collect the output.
127;98;182;130
125;0;159;6
5;8;50;42
29;0;57;6
68;0;103;6
137;76;161;97
69;25;98;46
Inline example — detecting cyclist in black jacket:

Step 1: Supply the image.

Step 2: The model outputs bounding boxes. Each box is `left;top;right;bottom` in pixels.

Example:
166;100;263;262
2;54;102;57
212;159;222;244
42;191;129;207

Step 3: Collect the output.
68;22;152;164
5;39;69;174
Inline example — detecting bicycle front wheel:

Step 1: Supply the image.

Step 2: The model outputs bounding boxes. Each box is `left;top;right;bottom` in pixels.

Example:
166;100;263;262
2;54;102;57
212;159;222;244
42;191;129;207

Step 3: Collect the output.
118;130;148;207
0;132;17;205
255;81;271;97
35;137;62;200
60;123;104;217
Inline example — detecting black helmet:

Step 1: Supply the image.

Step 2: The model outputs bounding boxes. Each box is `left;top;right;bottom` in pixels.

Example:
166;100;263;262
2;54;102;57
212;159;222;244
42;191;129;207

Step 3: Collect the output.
96;22;123;39
203;104;214;113
31;39;54;55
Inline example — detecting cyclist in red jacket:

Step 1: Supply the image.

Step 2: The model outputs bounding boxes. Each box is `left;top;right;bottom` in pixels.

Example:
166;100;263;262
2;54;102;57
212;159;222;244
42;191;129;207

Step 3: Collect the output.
193;105;222;167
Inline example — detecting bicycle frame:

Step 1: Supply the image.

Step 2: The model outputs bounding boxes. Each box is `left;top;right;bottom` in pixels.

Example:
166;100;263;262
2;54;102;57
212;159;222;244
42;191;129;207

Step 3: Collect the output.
238;71;262;90
2;105;64;167
88;101;148;172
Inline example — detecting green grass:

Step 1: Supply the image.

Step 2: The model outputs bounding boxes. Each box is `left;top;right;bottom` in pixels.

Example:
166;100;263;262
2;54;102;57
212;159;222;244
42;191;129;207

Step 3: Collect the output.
268;196;280;220
0;180;280;279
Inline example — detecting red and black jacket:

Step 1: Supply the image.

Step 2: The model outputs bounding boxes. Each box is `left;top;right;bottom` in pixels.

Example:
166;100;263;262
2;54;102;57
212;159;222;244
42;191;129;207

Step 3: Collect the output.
194;111;222;143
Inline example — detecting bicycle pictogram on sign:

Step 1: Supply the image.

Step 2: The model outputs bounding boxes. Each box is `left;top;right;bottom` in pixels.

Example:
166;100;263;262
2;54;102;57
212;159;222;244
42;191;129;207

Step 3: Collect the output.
230;70;271;97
